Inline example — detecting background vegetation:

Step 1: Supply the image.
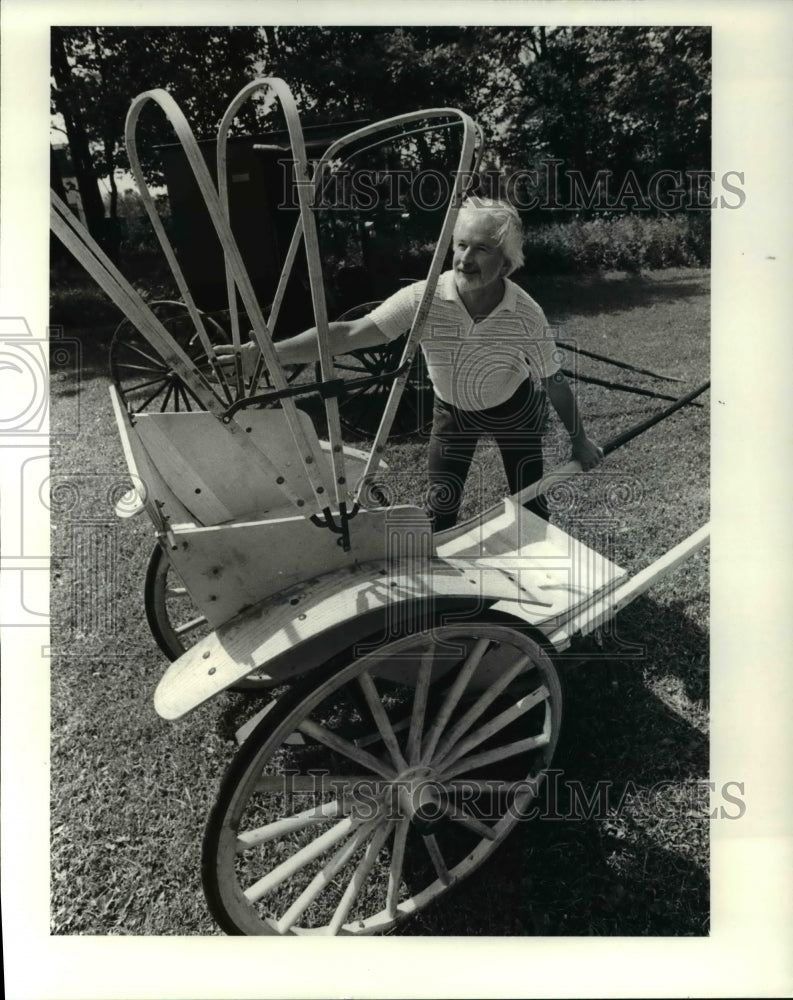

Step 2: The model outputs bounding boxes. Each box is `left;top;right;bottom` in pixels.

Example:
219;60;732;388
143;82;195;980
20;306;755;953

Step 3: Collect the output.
49;25;711;938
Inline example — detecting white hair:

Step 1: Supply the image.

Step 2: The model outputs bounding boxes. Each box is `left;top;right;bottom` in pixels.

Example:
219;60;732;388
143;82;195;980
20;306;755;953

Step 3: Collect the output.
456;196;525;275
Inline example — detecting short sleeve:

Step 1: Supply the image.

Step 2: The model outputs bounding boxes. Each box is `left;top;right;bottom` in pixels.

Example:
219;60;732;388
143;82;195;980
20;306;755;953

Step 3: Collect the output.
366;282;423;342
523;307;563;378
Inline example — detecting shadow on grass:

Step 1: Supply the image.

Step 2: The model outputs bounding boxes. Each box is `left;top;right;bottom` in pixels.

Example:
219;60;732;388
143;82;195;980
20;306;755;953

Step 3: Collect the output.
397;640;709;937
50;268;709;391
516;270;709;323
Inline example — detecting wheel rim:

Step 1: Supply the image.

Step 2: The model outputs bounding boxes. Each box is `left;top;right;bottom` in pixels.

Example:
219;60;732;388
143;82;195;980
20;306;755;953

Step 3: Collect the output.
110;300;306;414
144;545;274;693
203;622;563;935
317;302;433;440
110;302;234;414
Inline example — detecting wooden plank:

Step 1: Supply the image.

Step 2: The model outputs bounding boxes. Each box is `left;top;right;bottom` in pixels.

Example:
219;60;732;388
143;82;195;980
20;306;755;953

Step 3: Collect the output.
134;415;236;524
163;506;416;628
154;506;630;720
108;386;194;530
134;409;377;527
438;498;627;627
547;523;710;648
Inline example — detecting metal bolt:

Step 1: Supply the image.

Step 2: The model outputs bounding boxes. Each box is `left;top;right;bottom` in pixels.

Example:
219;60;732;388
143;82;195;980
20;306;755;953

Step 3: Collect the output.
297;499;305;507
276;476;285;484
202;651;210;660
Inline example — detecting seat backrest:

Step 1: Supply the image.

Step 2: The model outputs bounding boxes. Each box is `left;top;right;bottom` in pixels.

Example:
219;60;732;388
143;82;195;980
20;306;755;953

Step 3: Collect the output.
132;407;343;525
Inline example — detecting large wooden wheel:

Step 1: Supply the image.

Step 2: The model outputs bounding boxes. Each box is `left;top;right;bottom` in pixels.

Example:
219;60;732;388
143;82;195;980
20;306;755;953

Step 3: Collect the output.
109;300;231;414
110;299;305;414
316;302;434;440
143;544;274;694
202;616;563;935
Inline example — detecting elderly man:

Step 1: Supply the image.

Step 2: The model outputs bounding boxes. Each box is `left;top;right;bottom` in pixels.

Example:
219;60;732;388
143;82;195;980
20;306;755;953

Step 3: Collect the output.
227;197;603;529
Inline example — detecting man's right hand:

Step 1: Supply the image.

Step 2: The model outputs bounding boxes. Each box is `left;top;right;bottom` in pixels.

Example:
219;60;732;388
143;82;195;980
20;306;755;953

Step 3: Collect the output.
215;339;259;380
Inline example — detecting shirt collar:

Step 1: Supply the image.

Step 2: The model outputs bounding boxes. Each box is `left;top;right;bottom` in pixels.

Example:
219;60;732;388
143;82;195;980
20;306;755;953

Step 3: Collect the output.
439;270;518;316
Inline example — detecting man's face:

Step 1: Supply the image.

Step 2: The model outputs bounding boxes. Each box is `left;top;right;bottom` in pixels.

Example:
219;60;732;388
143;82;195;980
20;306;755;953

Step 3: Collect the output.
452;212;509;295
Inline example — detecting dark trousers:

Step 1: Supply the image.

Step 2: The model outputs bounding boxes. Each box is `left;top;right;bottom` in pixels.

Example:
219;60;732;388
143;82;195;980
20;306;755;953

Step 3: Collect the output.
425;379;549;530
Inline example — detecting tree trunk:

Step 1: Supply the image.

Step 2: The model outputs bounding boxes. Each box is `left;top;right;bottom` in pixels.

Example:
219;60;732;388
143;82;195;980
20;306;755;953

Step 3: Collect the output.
51;28;107;243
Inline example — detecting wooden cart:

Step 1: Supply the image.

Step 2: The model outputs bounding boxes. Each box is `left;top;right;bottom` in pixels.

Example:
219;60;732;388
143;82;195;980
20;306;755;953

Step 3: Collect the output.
51;79;709;936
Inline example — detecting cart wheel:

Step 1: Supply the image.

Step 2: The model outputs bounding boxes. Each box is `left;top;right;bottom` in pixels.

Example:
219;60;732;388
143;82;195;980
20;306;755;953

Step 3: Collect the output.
315;302;433;440
110;300;232;414
202;616;563;935
144;544;273;694
110;300;305;414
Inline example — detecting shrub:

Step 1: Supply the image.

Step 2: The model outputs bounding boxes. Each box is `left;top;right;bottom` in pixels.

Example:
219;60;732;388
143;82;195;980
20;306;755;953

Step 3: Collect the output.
523;214;709;275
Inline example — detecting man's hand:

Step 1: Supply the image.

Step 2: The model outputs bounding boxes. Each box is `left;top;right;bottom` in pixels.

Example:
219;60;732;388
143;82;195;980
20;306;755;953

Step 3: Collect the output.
215;339;259;380
571;435;604;471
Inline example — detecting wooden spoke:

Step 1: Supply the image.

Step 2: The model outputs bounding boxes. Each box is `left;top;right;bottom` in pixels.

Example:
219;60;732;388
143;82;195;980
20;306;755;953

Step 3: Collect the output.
275;818;381;934
119;341;169;368
447;778;537;796
386;819;410;919
159;381;176;412
134;378;171;413
176;385;196;412
117;367;168;382
357;672;407;772
420;637;491;764
236;799;345;853
406;641;435;765
447;804;498;841
422;833;451;887
438;732;551;782
434;685;550;771
296;719;397;780
355;713;412;749
333;360;370;374
328;820;396;935
174;614;209;637
244;815;359;903
253;773;388;794
432;653;532;763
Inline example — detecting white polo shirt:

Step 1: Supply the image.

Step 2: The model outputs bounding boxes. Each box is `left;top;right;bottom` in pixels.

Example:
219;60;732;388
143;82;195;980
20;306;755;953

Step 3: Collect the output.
368;271;562;411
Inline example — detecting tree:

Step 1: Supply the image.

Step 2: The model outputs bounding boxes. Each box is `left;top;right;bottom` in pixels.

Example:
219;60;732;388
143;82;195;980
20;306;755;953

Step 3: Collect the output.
51;26;265;247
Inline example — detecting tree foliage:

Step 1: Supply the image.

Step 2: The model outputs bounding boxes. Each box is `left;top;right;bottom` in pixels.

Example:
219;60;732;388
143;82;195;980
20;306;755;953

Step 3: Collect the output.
51;24;711;243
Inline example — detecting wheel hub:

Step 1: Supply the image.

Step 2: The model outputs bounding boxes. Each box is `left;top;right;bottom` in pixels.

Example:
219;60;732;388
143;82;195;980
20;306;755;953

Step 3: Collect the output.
391;765;449;836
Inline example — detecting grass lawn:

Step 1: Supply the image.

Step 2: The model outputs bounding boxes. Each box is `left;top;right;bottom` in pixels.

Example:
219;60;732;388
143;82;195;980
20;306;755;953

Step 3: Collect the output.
50;267;710;936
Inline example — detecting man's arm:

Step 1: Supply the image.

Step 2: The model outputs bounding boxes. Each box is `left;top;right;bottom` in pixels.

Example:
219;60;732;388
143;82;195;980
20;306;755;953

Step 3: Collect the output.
274;316;390;364
542;372;604;471
216;316;390;370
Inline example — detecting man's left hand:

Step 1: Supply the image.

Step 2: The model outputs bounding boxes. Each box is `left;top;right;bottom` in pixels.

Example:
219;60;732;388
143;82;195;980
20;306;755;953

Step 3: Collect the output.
571;436;604;471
